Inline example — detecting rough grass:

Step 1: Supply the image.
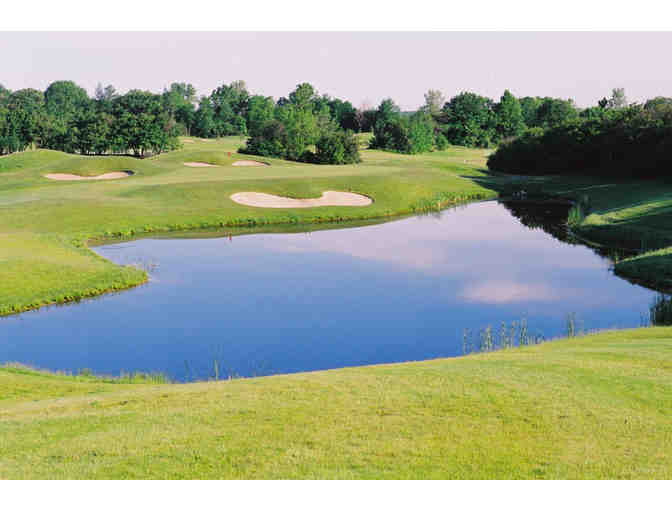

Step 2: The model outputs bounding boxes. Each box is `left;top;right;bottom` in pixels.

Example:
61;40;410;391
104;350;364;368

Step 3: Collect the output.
0;327;670;479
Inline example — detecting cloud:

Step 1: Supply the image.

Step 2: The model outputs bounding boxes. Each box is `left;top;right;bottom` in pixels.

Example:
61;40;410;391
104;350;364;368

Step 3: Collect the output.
460;281;560;304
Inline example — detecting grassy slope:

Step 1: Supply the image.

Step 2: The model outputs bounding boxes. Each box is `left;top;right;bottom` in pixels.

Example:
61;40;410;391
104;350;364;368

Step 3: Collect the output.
0;137;492;315
1;327;671;479
472;173;672;290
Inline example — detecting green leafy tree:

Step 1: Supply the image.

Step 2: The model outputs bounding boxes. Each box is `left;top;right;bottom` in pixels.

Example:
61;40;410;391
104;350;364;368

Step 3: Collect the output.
422;89;445;117
314;129;361;164
495;90;525;139
607;88;628;109
288;83;317;111
440;92;496;147
209;81;249;136
535;97;578;129
519;96;542;127
44;81;90;117
245;95;276;137
407;111;435;154
370;98;402;149
192;97;216;138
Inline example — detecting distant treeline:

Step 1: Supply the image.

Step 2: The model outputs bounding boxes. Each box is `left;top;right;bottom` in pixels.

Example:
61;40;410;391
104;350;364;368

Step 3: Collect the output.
0;80;365;164
488;91;672;178
5;80;666;171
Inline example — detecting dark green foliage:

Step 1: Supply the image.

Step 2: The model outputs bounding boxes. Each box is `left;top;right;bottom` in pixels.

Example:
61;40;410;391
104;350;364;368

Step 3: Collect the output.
44;80;90;117
650;294;672;326
241;84;361;165
494;90;525;140
439;92;496;148
246;95;275;137
487;105;672;178
315;130;361;164
209;81;249;136
369;101;438;154
435;132;449;150
192;97;215;138
406;111;436;154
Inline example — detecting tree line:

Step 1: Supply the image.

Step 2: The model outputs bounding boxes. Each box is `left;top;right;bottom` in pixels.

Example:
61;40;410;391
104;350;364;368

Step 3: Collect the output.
487;89;672;179
0;81;181;157
0;80;366;164
367;89;586;154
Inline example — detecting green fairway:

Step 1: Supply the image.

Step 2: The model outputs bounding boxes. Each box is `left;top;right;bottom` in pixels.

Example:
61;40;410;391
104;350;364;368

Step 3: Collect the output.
2;135;672;313
0;137;493;315
1;327;670;479
3;137;672;480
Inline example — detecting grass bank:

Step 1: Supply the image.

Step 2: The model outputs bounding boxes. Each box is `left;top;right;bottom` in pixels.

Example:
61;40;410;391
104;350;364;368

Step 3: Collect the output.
472;173;672;290
1;327;670;479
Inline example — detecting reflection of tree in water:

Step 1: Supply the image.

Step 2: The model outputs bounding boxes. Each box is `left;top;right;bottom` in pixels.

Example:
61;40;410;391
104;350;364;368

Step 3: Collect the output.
499;199;636;263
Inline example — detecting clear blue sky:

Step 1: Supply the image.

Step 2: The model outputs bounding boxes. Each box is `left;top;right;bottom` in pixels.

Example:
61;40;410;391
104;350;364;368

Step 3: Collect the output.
2;32;671;109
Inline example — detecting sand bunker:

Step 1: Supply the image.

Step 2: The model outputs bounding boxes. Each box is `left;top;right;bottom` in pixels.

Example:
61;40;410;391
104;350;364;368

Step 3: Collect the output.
45;171;133;181
232;160;269;167
182;139;195;143
230;191;372;208
184;162;218;167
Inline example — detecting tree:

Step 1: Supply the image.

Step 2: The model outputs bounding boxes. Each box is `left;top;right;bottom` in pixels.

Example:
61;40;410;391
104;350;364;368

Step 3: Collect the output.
495;90;525;140
315;130;361;164
288;83;317;111
422;89;445;117
607;88;628;109
519;96;542;127
94;84;118;113
111;90;179;156
192;97;215;138
370;98;401;149
245;95;276;137
440;92;496;147
209;81;249;136
162;83;197;135
44;80;90;117
535;97;578;129
7;89;46;147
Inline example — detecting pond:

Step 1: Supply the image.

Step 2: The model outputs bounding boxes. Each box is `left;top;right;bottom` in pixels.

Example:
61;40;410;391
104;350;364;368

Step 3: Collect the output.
1;200;657;381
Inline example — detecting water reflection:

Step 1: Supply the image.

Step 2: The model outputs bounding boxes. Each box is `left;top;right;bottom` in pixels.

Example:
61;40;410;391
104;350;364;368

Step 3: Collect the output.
0;201;657;380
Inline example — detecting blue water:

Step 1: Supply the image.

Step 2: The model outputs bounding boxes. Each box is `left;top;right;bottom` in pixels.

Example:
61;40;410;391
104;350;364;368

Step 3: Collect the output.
0;201;657;380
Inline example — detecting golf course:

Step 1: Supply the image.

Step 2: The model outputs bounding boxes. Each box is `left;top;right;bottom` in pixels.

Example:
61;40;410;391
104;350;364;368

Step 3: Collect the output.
0;131;672;478
1;135;672;478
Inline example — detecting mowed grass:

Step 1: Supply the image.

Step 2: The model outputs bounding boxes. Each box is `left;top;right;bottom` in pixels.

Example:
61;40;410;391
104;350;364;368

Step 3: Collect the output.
1;327;670;479
0;137;493;315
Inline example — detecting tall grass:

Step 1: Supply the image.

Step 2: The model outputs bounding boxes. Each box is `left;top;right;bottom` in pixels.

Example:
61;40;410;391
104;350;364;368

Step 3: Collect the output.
462;317;545;355
649;294;672;326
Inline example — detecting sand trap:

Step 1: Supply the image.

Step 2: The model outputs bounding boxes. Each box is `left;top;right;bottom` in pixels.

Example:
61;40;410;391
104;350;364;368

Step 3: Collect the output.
45;171;133;181
182;139;195;143
230;191;372;208
232;160;269;167
184;162;218;167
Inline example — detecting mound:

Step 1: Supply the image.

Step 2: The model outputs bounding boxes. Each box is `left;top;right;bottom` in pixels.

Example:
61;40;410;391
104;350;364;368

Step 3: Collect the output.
232;160;269;167
45;171;134;181
184;162;218;167
230;191;372;208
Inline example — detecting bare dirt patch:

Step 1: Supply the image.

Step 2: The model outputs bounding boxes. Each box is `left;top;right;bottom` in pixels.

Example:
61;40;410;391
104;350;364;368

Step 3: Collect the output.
184;162;218;167
232;160;270;167
230;191;372;208
45;171;134;181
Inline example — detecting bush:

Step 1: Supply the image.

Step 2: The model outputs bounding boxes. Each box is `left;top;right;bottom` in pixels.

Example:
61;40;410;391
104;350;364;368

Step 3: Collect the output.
315;130;361;164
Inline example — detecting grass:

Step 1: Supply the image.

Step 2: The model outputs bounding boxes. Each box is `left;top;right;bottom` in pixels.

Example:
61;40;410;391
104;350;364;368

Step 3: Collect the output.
0;137;493;315
3;136;672;312
1;327;670;479
3;137;672;479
